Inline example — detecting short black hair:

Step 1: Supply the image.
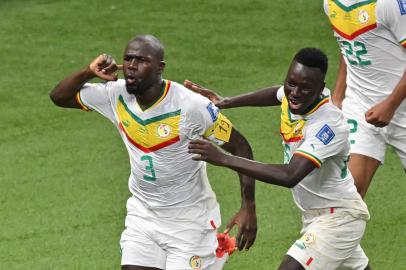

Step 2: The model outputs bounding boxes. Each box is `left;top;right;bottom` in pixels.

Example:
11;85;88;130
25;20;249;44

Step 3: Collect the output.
129;35;164;61
293;48;328;75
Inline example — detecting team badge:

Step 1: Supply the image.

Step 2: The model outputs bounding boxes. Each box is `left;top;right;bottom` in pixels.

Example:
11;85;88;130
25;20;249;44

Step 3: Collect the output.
189;255;202;269
301;232;316;246
358;9;369;24
316;124;335;145
157;124;171;138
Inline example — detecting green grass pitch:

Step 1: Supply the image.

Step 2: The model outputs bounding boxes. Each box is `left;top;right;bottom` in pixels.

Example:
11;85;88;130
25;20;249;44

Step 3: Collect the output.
1;0;405;269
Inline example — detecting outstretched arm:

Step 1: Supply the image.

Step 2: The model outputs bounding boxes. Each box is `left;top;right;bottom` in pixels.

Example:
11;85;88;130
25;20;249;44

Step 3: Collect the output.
365;68;406;127
331;54;347;109
219;128;257;251
49;54;121;108
189;139;316;188
184;80;281;109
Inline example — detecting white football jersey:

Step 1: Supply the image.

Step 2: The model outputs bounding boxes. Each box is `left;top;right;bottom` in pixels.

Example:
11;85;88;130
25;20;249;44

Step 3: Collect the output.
77;79;234;217
324;0;406;115
277;87;369;216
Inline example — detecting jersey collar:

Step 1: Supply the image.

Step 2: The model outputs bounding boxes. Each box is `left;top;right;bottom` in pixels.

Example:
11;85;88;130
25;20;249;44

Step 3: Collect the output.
136;79;171;112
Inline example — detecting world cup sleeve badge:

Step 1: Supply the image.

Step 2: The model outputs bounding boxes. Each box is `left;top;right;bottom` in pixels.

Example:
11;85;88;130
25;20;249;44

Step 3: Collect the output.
397;0;406;15
316;124;335;145
206;102;219;122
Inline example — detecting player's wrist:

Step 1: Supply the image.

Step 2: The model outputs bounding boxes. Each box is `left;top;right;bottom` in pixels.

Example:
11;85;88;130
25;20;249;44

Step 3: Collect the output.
241;199;256;209
83;66;97;79
385;94;402;109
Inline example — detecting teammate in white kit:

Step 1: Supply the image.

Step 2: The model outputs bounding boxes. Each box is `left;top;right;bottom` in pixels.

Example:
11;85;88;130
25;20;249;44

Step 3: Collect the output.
324;0;406;197
49;35;257;270
187;48;371;270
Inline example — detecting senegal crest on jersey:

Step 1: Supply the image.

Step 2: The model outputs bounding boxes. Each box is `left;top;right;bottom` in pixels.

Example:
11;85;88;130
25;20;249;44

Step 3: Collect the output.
327;0;377;40
116;95;181;153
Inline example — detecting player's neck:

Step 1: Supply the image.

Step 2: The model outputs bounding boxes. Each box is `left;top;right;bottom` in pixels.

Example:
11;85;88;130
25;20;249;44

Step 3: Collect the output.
135;79;164;110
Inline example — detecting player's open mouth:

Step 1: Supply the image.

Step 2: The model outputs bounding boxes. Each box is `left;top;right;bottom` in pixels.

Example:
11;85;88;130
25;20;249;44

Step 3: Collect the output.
125;75;137;85
288;98;303;110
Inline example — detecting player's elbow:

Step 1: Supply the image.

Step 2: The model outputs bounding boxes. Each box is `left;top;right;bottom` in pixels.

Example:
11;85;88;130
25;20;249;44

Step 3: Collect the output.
284;175;303;188
49;89;59;104
49;88;66;107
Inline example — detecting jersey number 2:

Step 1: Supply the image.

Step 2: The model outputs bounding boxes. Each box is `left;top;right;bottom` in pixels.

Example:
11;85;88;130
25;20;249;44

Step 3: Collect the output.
341;41;371;66
141;155;156;181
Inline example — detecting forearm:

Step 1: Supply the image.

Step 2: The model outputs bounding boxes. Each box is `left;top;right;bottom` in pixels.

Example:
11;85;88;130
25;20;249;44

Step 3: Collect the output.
222;155;295;188
332;55;347;105
385;69;406;109
222;131;255;204
50;67;95;107
222;86;281;109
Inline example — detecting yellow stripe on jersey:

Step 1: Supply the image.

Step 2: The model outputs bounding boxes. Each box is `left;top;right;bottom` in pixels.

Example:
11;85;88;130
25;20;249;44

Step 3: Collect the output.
327;0;377;40
116;95;180;153
204;113;233;144
280;96;329;143
76;92;91;111
280;97;305;143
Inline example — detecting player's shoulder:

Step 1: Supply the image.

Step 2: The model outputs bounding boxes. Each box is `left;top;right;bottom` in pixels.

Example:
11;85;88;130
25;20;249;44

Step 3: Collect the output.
377;0;406;20
81;79;126;100
168;80;212;110
307;103;348;139
107;79;126;90
96;79;126;94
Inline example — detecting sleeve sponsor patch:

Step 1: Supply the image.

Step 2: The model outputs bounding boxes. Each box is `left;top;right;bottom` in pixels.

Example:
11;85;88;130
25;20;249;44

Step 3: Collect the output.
397;0;406;15
206;102;219;122
316;124;335;145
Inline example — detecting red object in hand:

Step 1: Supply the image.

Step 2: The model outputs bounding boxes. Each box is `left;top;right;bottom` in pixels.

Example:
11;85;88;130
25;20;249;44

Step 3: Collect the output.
216;233;236;258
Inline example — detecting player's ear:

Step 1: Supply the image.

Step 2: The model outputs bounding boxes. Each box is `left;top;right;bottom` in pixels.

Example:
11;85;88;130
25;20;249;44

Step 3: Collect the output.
158;61;166;74
317;81;325;96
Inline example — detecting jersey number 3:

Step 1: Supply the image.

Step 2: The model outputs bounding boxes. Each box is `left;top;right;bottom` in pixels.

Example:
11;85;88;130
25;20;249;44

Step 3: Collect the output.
141;155;156;181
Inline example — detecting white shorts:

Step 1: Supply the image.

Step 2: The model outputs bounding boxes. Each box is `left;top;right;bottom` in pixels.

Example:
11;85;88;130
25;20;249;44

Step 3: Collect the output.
287;207;369;270
342;97;406;168
120;196;221;270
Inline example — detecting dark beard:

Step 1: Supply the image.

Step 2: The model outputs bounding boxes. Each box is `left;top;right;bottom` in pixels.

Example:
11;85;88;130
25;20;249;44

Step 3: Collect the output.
125;78;153;96
125;83;143;95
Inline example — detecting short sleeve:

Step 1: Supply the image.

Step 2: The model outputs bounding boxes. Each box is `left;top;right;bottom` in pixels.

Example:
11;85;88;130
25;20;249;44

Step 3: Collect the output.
294;120;348;168
276;86;285;102
78;82;116;121
183;97;233;146
323;0;329;16
377;0;406;47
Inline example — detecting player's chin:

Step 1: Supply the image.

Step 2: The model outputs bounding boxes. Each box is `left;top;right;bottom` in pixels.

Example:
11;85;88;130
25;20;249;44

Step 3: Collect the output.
125;82;140;95
288;103;304;114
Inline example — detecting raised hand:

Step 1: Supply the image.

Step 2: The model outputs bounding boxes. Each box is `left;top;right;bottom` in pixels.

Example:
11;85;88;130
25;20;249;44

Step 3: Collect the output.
184;80;227;108
88;54;122;81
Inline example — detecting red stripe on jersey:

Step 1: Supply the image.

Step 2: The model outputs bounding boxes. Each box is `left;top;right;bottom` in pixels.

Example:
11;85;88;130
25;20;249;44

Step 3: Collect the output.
306;257;314;266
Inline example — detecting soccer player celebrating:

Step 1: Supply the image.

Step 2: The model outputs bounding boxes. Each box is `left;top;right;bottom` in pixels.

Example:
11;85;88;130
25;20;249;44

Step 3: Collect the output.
324;0;406;197
50;35;257;270
187;48;371;270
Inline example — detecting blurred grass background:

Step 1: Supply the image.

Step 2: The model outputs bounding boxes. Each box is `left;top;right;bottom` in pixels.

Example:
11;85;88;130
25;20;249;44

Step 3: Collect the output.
1;0;405;269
